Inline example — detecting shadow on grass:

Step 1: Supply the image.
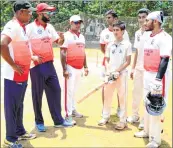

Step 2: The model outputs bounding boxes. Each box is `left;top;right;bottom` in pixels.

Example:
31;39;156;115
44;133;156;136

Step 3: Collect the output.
75;115;132;133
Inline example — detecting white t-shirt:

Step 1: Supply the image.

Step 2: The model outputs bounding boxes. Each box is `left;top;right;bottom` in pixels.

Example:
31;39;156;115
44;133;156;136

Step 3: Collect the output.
1;18;31;82
142;30;172;72
105;39;132;72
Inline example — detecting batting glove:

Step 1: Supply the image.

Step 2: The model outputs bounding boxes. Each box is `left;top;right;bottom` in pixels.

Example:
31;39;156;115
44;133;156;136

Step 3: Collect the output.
112;72;120;79
150;79;162;96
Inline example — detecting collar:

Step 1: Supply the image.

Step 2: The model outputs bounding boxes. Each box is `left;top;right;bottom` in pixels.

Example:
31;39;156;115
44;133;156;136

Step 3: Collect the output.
35;19;47;29
13;17;26;28
114;39;125;45
150;29;163;37
69;29;80;37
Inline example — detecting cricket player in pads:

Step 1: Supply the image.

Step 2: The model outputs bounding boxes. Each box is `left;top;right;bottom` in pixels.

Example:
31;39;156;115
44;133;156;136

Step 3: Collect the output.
127;8;150;130
98;21;132;130
26;3;73;132
60;15;89;125
134;11;172;148
1;1;37;147
99;10;130;117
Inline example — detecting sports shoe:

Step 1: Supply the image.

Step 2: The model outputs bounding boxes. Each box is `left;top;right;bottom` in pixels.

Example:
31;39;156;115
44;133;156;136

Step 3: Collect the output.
72;110;83;118
134;130;149;138
146;141;160;148
36;124;46;132
116;107;121;118
98;117;109;126
65;116;76;125
54;119;74;128
3;139;23;148
114;122;128;130
127;116;140;123
18;132;36;140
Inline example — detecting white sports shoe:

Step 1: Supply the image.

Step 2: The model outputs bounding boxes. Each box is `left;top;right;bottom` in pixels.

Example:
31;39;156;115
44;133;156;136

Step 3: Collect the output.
146;141;160;148
116;107;121;118
127;116;140;123
72;110;83;118
65;116;76;125
98;118;109;126
134;130;149;138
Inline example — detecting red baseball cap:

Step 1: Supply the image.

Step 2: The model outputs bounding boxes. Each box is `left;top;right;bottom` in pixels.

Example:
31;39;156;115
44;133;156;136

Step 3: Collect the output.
36;3;56;12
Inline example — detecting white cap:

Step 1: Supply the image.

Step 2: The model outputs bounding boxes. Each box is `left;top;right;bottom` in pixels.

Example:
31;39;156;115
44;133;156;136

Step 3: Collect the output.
70;15;83;23
147;11;163;24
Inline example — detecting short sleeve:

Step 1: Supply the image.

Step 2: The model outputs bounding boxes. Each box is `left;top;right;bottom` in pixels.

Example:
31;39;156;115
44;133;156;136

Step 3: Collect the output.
159;34;172;57
60;33;69;48
1;21;17;40
127;42;132;56
123;30;130;41
99;30;105;44
49;24;59;42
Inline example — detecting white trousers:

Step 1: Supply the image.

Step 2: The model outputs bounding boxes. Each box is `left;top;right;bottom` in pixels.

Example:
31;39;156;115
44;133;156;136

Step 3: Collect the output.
143;70;171;145
102;71;128;123
132;69;144;117
64;65;81;117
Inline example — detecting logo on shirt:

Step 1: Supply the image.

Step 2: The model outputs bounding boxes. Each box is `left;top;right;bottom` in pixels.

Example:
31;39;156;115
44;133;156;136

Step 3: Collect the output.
37;29;42;34
106;34;109;39
119;49;122;53
112;49;115;54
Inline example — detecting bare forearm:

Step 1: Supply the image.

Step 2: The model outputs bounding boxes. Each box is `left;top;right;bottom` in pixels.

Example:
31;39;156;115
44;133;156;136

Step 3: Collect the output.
100;44;105;54
1;45;15;67
83;54;88;68
60;49;67;71
116;62;130;72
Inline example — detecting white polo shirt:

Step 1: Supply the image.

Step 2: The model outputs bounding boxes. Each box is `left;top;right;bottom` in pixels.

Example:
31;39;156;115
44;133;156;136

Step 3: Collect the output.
143;30;172;72
26;20;59;67
1;18;31;82
60;30;85;69
105;39;132;73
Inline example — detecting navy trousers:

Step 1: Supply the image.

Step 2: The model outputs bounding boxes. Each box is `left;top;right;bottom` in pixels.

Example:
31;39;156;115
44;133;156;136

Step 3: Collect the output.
4;79;27;142
30;61;63;125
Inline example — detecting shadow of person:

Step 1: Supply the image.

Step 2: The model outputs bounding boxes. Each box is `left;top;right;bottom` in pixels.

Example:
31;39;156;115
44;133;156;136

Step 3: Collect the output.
74;115;132;133
20;140;34;148
29;125;67;139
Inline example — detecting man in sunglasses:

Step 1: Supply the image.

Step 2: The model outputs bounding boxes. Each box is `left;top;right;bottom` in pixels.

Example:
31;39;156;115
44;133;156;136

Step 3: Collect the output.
134;11;172;148
26;3;73;132
100;10;130;118
1;0;37;147
60;15;89;125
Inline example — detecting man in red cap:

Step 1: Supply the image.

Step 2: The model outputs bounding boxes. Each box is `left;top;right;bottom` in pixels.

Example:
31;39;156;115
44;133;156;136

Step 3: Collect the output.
26;3;73;132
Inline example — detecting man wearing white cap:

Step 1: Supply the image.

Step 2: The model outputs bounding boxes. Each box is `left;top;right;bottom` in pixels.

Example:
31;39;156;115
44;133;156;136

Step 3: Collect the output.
60;15;89;125
134;11;172;148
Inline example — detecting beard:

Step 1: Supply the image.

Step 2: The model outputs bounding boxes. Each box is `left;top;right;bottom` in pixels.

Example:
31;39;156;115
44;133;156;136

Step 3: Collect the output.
42;14;50;23
145;22;154;31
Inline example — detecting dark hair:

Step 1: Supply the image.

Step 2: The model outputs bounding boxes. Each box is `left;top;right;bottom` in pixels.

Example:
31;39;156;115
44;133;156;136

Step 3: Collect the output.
160;11;164;23
113;21;126;30
138;8;150;15
105;9;118;18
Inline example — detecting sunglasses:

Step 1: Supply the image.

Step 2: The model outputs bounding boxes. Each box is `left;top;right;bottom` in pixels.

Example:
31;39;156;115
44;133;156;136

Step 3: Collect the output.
21;9;32;15
73;21;82;25
41;11;55;16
